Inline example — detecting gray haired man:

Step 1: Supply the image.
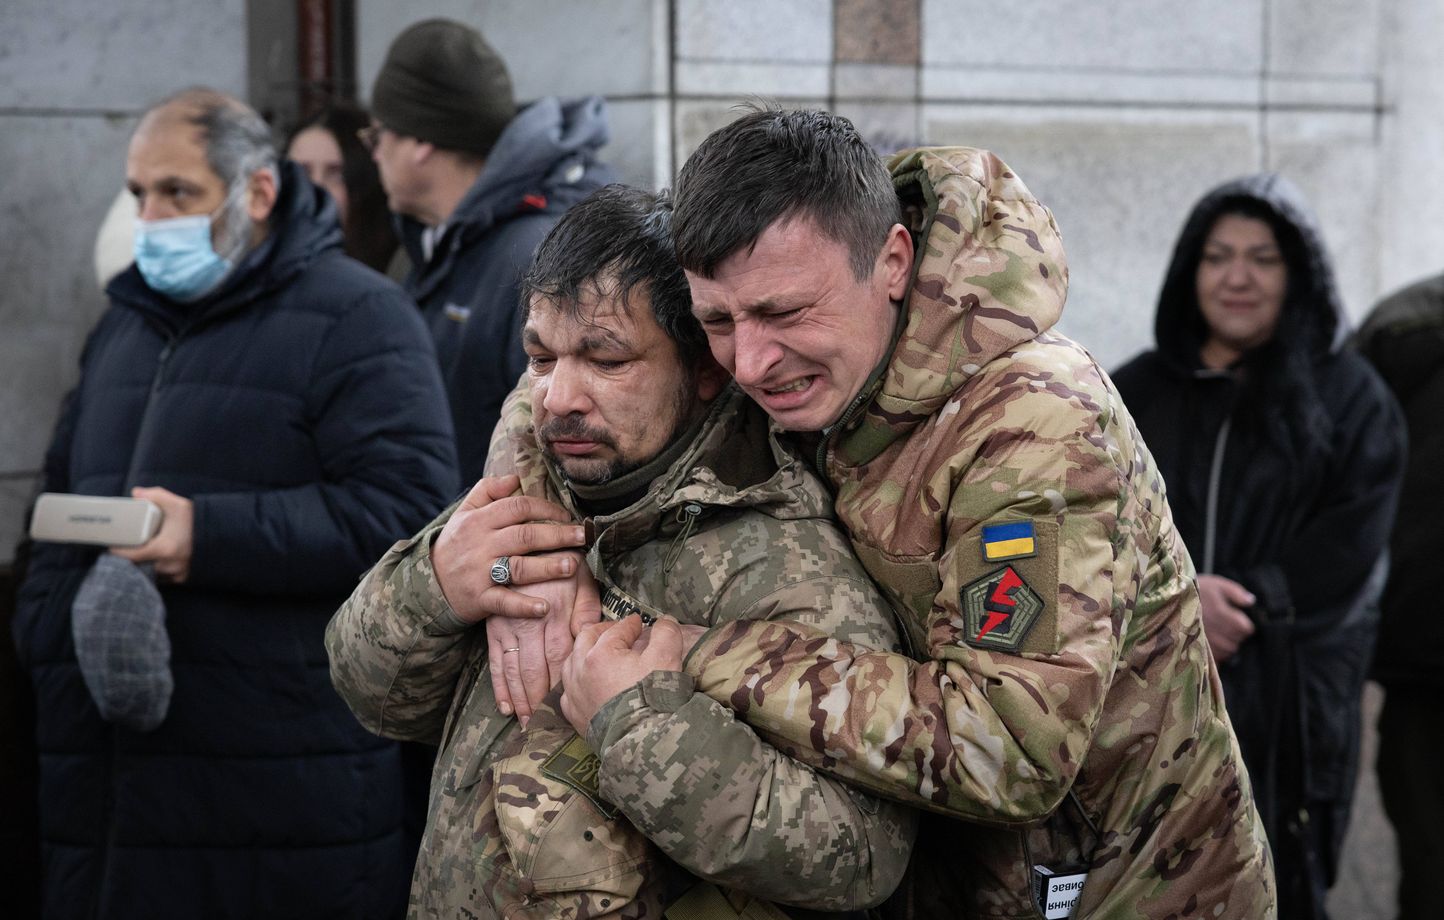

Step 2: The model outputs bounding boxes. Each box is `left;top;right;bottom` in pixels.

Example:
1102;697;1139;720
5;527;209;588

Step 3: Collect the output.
13;87;458;918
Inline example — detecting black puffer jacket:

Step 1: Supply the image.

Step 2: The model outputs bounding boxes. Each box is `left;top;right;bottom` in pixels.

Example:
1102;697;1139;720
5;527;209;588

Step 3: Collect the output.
12;161;459;919
399;96;613;483
1355;272;1444;691
1112;174;1405;898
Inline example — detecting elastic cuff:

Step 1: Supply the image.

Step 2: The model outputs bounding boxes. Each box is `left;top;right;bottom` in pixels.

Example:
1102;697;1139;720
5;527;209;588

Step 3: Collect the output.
415;527;471;636
587;670;696;754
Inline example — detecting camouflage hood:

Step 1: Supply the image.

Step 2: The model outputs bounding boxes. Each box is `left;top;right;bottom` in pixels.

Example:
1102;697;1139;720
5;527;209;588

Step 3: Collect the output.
834;148;1070;466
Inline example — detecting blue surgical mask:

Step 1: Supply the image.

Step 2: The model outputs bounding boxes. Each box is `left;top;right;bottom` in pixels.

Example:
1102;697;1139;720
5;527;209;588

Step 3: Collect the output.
133;212;233;302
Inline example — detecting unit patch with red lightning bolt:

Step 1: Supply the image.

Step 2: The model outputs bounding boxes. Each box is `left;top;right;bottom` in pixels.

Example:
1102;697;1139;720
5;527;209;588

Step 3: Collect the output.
960;565;1046;653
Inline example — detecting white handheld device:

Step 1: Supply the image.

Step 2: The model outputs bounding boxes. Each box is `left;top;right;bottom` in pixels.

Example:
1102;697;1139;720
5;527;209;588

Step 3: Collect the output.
29;493;163;547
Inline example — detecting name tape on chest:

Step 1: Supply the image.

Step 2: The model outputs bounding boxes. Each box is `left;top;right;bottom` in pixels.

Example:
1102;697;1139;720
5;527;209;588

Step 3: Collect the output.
600;584;657;624
1032;866;1086;919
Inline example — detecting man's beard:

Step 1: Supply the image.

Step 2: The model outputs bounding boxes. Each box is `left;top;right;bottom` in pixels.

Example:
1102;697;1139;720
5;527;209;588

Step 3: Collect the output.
540;389;696;487
539;414;622;486
212;178;257;267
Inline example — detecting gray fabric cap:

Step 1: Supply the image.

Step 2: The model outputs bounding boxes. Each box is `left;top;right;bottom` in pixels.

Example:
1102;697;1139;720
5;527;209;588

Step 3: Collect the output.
71;554;173;732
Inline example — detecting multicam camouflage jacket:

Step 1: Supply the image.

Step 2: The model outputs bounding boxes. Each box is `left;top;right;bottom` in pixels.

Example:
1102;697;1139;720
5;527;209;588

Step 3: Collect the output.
684;149;1276;919
326;384;916;919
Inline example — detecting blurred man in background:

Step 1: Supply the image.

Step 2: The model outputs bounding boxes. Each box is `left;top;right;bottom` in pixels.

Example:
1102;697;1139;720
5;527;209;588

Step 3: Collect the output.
367;18;613;483
12;87;458;919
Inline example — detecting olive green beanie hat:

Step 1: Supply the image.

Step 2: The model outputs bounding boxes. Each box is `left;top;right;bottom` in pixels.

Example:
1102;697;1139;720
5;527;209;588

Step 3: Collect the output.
371;18;517;156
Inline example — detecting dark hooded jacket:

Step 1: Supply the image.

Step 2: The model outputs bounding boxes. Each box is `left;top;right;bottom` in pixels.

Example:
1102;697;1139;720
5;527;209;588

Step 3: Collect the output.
1113;174;1405;902
12;160;459;919
1354;272;1444;690
399;96;613;483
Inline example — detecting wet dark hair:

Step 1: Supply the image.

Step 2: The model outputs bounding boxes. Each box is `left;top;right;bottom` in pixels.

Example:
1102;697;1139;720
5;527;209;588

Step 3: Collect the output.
672;105;901;280
286;102;400;273
521;185;705;366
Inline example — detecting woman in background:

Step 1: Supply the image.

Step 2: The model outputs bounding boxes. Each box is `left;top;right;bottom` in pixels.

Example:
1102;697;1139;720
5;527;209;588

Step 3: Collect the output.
1112;174;1405;919
287;102;403;276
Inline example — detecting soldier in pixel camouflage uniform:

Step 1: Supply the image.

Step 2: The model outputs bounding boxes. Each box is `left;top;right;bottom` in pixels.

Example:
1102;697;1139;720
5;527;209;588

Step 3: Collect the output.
547;111;1276;919
325;185;915;919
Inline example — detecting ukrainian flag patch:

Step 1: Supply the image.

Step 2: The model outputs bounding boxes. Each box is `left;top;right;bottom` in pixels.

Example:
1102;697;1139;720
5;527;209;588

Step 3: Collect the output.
981;520;1036;562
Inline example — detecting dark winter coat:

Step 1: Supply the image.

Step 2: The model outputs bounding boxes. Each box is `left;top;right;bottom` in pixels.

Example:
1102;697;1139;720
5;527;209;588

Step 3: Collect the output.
399;96;613;483
12;160;459;920
1112;174;1405;898
1355;272;1444;690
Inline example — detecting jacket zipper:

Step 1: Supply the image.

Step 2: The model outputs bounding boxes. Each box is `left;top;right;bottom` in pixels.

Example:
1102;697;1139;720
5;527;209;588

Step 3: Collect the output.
814;385;876;477
95;332;179;919
1201;416;1232;575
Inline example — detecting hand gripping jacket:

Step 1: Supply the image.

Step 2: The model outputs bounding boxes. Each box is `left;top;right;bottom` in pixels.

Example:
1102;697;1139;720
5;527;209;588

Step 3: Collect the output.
325;384;916;919
684;149;1277;919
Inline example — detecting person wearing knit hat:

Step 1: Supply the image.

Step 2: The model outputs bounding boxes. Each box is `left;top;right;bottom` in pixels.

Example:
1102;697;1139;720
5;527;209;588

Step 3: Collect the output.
371;19;516;158
366;18;614;485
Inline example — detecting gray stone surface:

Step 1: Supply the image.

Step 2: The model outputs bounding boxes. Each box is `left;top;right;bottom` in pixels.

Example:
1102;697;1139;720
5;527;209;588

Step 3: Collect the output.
1327;682;1399;920
1376;0;1444;294
0;325;80;480
0;113;133;488
0;115;135;328
833;102;924;155
922;107;1260;369
0;475;40;562
0;0;247;110
835;64;917;101
356;0;668;102
923;67;1260;106
1265;110;1380;326
674;0;830;63
921;0;1262;73
675;60;831;98
1265;76;1378;109
1270;0;1381;78
600;98;671;190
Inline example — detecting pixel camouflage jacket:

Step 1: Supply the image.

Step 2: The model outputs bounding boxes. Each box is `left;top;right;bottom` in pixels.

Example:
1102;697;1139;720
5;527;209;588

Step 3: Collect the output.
325;384;915;919
684;148;1276;919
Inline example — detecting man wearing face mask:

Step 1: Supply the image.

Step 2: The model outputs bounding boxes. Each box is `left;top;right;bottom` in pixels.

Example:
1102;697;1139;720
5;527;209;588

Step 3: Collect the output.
11;87;459;919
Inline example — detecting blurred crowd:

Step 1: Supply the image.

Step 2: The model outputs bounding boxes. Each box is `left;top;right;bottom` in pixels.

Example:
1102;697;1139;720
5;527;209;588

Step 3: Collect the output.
3;15;1439;920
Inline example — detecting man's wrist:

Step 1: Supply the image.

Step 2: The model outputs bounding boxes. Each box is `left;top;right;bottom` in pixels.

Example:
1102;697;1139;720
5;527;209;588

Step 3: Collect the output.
586;670;695;753
417;528;474;636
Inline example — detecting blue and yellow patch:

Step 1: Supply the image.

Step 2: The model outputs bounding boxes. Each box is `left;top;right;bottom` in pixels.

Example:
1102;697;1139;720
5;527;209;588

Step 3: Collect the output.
981;520;1036;562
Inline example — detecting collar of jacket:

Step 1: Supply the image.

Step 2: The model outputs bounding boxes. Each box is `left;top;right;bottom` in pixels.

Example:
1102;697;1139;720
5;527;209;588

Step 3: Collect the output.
106;159;342;338
830;147;1069;469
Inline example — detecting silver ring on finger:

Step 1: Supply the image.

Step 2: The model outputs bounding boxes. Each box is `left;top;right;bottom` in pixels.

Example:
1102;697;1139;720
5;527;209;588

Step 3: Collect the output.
490;555;513;586
503;646;521;654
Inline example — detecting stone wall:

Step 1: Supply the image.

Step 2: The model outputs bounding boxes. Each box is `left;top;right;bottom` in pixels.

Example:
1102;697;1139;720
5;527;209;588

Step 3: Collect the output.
1;1;1438;547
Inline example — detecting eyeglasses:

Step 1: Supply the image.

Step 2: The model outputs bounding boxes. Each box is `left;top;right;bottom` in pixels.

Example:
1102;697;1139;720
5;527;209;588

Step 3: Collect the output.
356;124;385;151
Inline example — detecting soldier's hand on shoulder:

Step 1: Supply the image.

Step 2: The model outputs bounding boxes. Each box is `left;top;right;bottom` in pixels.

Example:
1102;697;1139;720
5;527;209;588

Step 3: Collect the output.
432;474;586;623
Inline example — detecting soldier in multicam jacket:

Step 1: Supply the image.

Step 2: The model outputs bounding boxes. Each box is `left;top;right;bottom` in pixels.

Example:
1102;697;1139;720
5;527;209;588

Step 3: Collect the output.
325;186;915;919
550;111;1276;918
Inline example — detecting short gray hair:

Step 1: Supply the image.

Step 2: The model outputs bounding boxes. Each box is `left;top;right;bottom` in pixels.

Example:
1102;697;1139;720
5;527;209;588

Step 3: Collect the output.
150;88;279;187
